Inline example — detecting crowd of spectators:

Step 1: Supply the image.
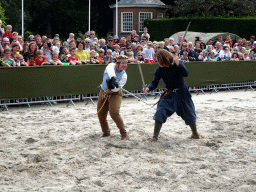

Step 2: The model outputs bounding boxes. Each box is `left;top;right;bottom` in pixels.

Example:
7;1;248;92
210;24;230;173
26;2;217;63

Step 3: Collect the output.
1;19;256;67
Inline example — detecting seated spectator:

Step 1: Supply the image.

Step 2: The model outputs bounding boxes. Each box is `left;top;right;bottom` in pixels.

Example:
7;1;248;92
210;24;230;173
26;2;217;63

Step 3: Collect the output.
103;36;114;54
3;25;13;39
200;42;207;51
68;48;81;65
219;47;231;61
141;27;150;40
11;43;20;60
180;51;189;62
112;44;120;59
49;52;63;65
230;52;239;61
244;51;250;60
90;44;99;57
26;54;36;66
127;52;135;63
75;41;90;64
134;44;144;57
207;51;217;61
2;48;16;66
135;51;145;63
16;54;28;66
35;50;48;66
195;48;204;61
143;41;154;63
238;53;244;61
103;49;113;64
97;48;105;64
87;50;99;64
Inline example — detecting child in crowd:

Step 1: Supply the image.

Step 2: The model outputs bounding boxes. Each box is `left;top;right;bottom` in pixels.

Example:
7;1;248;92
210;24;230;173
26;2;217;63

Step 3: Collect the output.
141;27;150;40
87;50;99;64
3;25;13;39
35;50;48;66
127;52;135;63
26;55;36;66
97;48;105;64
16;54;28;66
103;49;114;64
180;51;189;62
67;33;75;45
50;52;63;65
238;53;244;60
143;41;154;63
231;52;239;61
68;48;81;65
60;51;69;63
249;51;255;60
2;48;16;66
135;51;145;63
207;51;217;61
112;44;120;59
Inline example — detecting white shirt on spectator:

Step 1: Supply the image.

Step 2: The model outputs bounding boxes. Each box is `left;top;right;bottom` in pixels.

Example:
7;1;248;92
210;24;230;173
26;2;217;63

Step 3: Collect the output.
213;49;224;59
143;48;154;60
52;46;59;53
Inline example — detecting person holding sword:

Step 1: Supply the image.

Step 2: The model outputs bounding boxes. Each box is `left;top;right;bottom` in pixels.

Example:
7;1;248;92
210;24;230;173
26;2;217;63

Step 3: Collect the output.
144;49;202;142
97;55;129;140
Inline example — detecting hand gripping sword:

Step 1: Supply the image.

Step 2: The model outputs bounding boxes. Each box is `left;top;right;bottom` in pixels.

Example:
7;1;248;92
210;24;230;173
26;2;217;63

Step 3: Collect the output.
137;62;148;99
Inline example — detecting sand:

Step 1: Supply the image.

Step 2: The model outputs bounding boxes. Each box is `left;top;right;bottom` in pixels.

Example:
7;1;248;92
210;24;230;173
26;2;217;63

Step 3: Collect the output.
0;89;256;192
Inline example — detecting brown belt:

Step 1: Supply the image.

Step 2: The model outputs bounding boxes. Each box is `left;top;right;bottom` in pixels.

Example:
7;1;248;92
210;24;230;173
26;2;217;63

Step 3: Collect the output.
164;88;179;96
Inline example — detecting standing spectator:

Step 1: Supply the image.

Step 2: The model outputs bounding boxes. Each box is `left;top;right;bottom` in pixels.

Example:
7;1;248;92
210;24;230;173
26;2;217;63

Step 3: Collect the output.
90;44;99;57
244;51;250;60
130;30;137;42
119;37;127;52
199;42;207;51
87;50;99;64
23;41;38;62
126;35;132;44
249;35;255;46
113;35;119;45
0;20;4;40
180;51;189;62
134;44;144;58
10;43;20;60
97;49;105;64
176;35;183;47
35;35;44;50
195;49;204;61
173;45;180;56
231;52;239;61
53;40;61;53
133;34;140;44
3;25;13;39
120;43;133;56
84;38;91;53
21;41;29;55
41;39;52;62
98;39;106;49
141;27;150;40
26;54;36;66
244;41;251;53
135;51;145;63
217;36;225;46
213;42;224;60
69;40;77;51
143;41;154;63
180;42;197;61
75;41;90;64
67;33;75;46
90;31;96;45
207;51;217;61
112;44;120;59
225;35;233;47
103;36;114;54
219;47;231;61
42;35;47;44
16;54;28;66
238;53;244;61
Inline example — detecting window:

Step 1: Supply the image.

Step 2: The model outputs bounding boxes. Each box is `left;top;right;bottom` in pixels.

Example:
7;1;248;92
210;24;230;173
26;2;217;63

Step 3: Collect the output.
139;12;153;32
157;13;163;19
121;12;133;32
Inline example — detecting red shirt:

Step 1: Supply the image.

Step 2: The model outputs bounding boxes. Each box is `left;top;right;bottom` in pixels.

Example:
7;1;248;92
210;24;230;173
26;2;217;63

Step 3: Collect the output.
35;56;46;66
3;31;13;39
27;60;36;66
68;56;79;61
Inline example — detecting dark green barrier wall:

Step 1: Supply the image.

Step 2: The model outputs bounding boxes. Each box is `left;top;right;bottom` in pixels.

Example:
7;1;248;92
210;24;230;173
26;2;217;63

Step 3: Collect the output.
0;61;256;99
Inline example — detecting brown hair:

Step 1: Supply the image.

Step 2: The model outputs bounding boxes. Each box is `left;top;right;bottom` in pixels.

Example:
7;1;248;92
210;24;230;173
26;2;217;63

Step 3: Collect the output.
156;49;174;66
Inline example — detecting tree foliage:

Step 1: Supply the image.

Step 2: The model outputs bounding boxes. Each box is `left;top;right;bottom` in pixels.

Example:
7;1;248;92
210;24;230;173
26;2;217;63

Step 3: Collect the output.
173;0;256;17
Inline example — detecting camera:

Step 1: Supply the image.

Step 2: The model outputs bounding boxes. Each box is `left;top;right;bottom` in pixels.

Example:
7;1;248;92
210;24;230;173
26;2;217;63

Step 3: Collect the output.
47;42;51;47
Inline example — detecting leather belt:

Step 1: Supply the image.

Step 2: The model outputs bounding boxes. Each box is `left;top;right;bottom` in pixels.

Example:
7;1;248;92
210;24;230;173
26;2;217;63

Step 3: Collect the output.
164;88;179;96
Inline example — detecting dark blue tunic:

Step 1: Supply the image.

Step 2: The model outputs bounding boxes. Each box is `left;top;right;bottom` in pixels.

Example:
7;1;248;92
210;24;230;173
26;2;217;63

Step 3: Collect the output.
148;61;196;125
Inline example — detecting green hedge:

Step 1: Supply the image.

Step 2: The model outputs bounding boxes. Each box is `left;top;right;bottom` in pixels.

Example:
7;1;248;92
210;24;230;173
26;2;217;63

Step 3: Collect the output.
144;17;256;41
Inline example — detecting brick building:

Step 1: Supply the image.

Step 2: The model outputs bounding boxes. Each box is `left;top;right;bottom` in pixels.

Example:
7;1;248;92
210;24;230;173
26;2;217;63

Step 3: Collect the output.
109;0;168;39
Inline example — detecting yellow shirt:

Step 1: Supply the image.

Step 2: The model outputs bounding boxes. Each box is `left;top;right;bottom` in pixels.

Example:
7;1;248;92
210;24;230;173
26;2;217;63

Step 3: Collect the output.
75;50;90;61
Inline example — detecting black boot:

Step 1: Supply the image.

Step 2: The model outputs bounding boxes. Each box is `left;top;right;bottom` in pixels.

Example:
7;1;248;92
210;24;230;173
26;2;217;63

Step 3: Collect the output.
189;122;202;139
153;120;163;141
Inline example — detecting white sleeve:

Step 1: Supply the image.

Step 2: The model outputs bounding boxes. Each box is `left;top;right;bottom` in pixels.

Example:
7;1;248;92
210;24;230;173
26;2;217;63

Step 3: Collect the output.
105;63;117;78
111;73;127;92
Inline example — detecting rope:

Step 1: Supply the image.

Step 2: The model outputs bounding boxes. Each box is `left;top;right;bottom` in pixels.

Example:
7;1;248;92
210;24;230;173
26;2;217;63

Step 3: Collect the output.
96;90;112;114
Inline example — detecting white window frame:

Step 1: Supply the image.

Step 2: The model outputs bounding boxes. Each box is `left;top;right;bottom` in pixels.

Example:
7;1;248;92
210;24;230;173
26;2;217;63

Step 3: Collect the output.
121;12;133;32
139;12;153;32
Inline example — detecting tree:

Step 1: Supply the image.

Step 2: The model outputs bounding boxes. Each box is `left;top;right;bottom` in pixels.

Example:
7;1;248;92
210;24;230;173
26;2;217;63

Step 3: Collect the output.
0;3;7;26
173;0;256;17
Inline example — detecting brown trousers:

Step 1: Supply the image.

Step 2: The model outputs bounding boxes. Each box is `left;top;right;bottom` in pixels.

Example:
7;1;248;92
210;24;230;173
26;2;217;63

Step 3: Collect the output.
97;89;126;134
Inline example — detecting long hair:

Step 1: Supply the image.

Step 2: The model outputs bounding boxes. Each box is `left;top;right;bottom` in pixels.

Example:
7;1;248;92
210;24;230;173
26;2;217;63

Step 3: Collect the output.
156;49;174;66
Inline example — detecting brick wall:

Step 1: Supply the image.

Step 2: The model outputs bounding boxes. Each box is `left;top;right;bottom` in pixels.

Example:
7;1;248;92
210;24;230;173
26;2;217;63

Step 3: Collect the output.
112;7;166;40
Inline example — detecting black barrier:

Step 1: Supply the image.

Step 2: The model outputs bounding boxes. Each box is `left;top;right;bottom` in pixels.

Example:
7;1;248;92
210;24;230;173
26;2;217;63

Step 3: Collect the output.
0;61;256;100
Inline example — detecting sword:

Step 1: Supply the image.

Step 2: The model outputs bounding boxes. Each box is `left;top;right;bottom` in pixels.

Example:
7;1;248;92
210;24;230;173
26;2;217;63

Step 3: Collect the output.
121;87;156;110
178;21;191;54
137;62;147;90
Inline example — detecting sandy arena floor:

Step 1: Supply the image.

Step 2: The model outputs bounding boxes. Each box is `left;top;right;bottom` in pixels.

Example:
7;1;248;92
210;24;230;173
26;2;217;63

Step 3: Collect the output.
0;89;256;192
